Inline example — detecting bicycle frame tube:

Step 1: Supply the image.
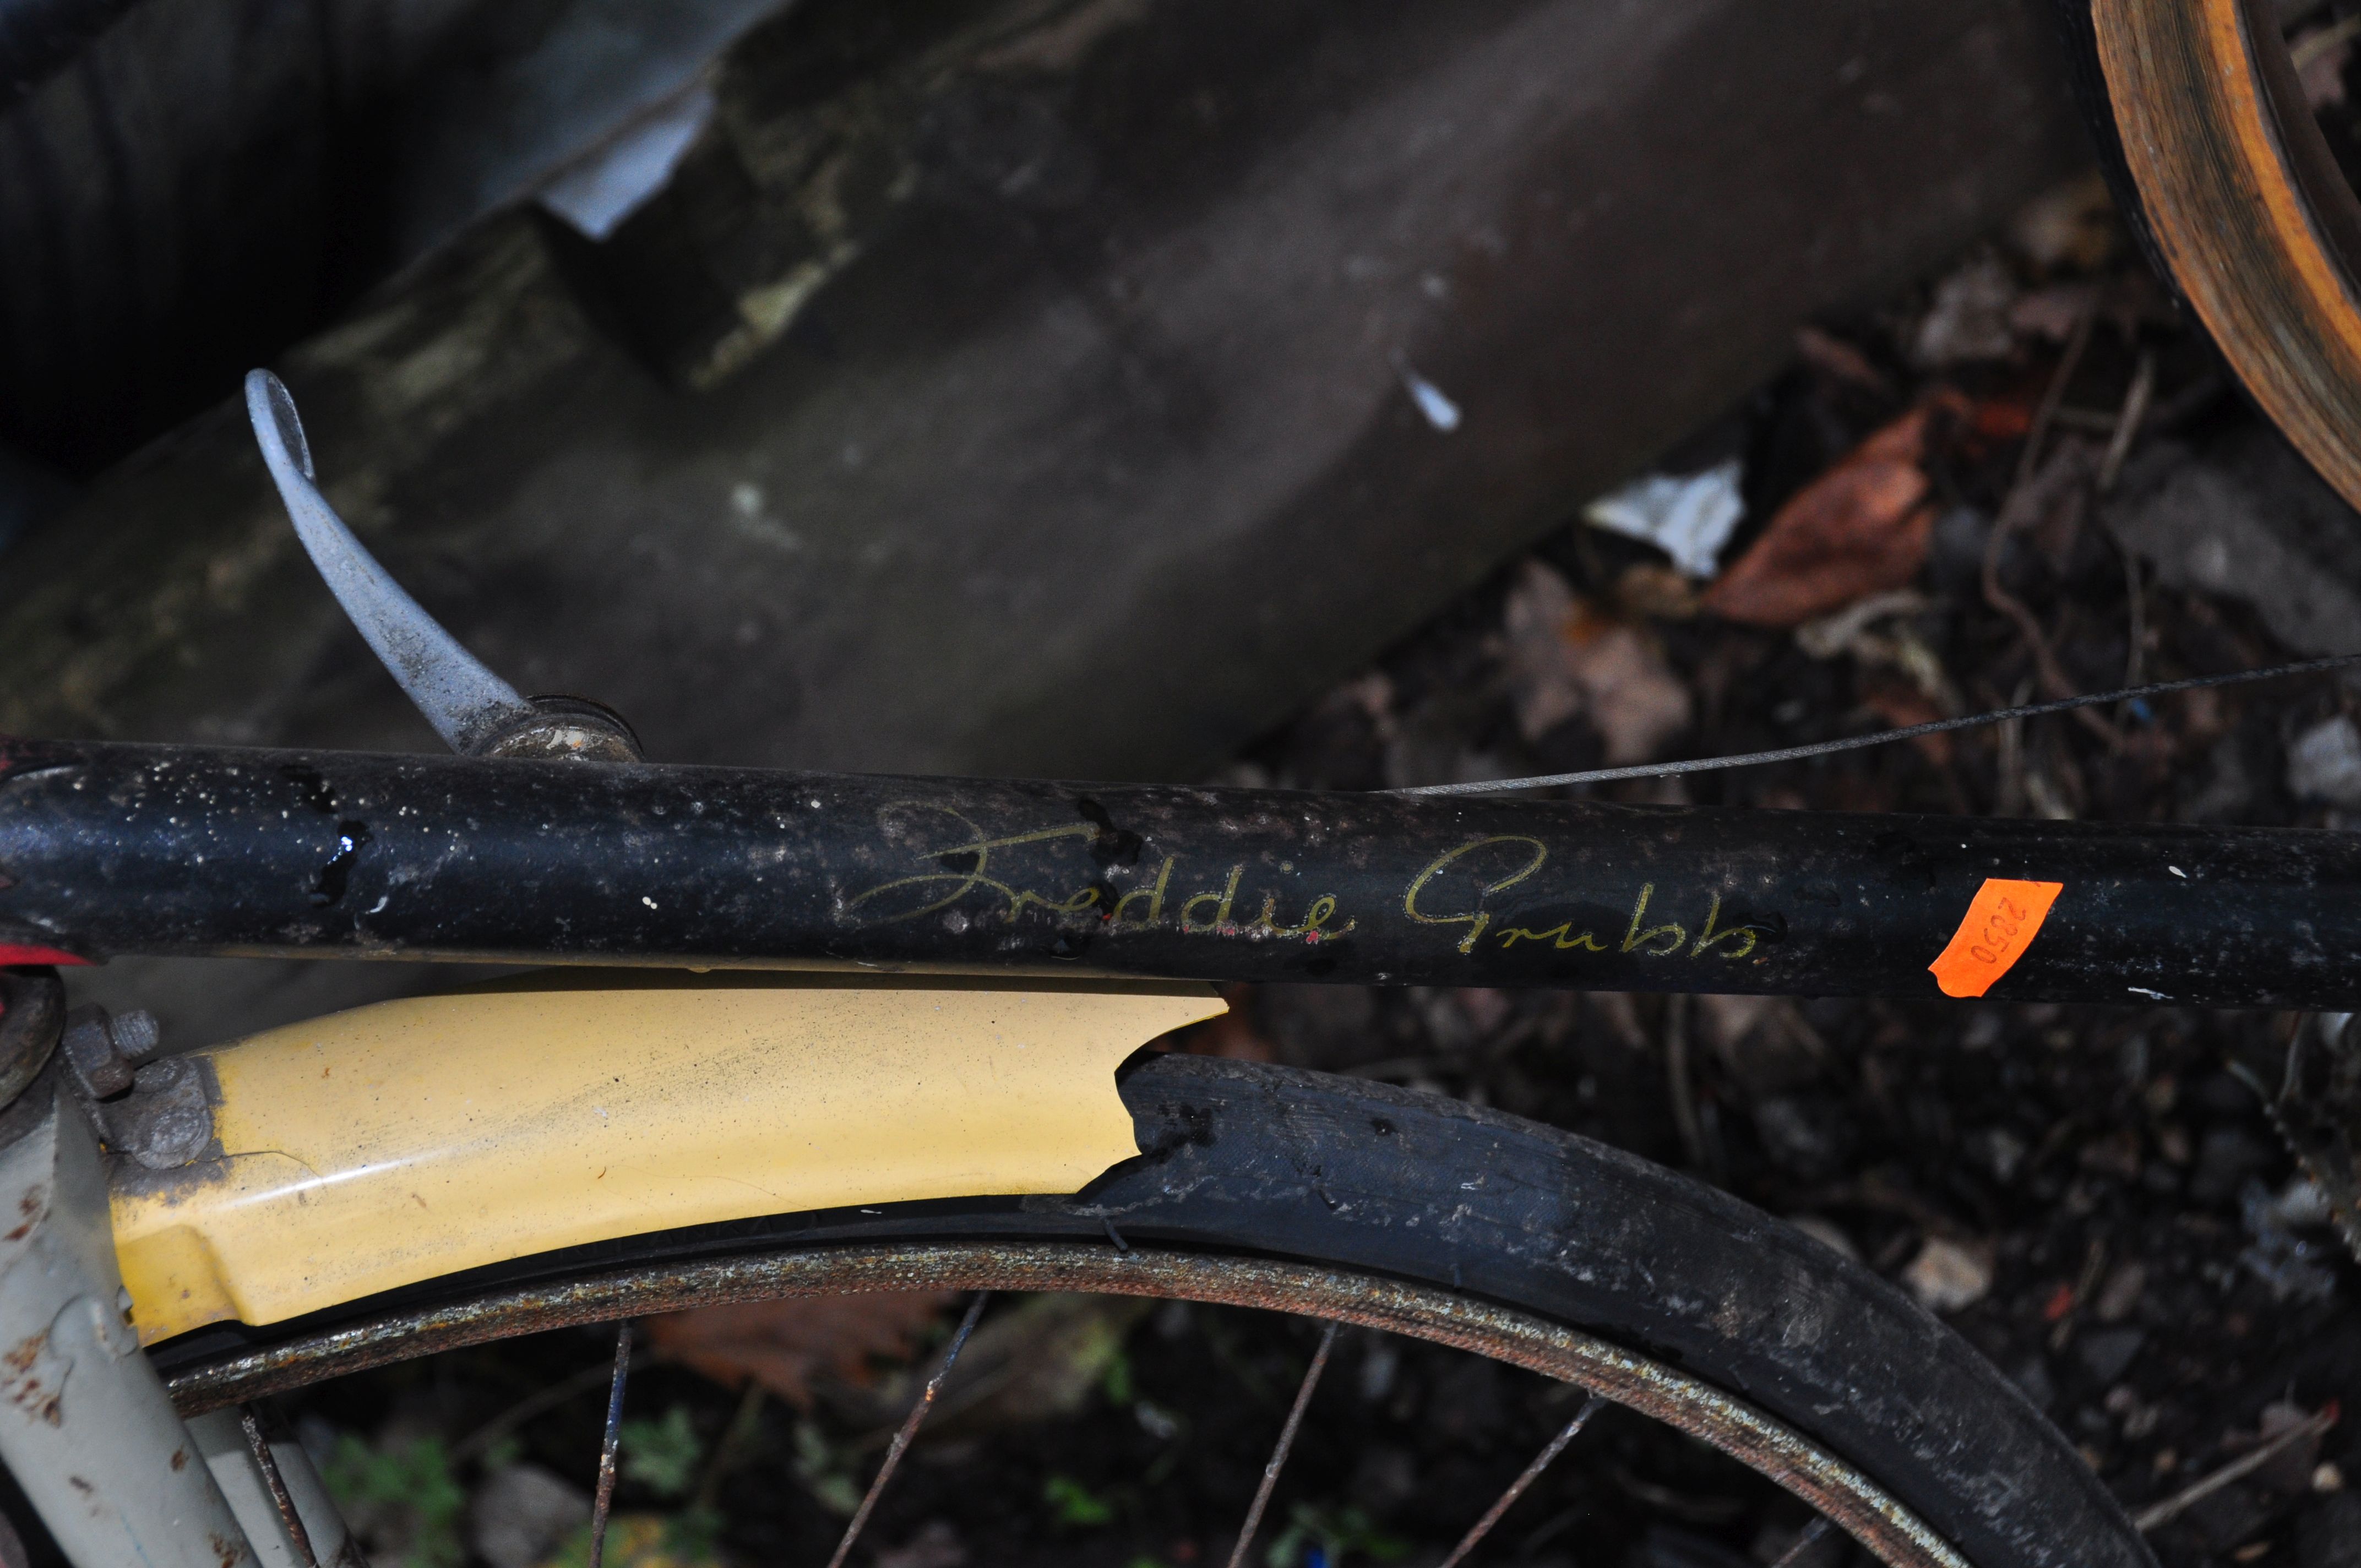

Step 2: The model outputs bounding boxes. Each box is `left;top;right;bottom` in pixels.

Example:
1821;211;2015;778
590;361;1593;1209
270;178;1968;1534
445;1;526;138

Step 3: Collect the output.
3;737;2359;1005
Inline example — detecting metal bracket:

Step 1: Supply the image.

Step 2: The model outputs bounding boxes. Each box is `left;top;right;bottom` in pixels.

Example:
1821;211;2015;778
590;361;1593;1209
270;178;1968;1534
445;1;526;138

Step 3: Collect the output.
0;1068;259;1564
57;1005;219;1173
187;1407;367;1568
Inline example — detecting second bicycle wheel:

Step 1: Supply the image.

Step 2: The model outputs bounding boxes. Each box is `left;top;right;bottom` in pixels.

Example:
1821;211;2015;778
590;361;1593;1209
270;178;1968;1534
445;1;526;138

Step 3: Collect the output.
2061;0;2361;513
149;1053;2151;1568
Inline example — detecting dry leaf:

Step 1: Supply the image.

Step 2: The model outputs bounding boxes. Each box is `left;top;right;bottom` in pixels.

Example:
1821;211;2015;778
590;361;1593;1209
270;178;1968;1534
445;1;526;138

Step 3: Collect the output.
836;1294;1149;1435
1701;406;1937;628
1502;560;1691;763
643;1292;955;1407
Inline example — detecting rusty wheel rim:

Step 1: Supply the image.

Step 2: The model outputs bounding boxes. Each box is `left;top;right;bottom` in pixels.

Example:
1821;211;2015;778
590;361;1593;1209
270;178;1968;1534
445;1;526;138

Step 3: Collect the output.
2095;0;2361;511
165;1239;1968;1568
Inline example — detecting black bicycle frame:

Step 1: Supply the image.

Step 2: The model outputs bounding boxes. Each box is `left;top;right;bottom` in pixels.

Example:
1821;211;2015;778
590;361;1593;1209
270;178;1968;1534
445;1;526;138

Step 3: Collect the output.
1;737;2354;1006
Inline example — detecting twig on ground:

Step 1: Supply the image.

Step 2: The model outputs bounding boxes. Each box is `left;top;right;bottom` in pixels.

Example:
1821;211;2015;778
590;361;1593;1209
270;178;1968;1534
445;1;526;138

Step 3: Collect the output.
2113;531;2146;709
2293;12;2361;73
2098;349;2157;494
1994;679;2032;817
693;1380;768;1515
1984;444;2121;749
2103;349;2156;729
2133;1406;2338;1533
2048;1237;2108;1353
2017;304;2096;490
1664;995;1715;1177
1983;314;2121;749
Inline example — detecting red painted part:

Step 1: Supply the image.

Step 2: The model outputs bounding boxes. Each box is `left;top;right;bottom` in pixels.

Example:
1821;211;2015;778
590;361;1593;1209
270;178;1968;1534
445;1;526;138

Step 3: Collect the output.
0;946;88;967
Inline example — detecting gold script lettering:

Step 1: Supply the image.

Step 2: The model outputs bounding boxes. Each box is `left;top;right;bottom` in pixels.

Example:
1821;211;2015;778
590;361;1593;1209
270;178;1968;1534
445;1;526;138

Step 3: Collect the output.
1688;892;1758;959
1621;883;1685;956
1497;922;1608;952
1180;865;1245;933
843;807;1098;925
1404;837;1549;955
1110;857;1175;927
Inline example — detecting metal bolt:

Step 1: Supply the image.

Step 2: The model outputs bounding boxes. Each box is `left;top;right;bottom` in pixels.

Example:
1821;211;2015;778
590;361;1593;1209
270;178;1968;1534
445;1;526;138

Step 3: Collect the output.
111;1010;160;1063
58;1007;133;1101
108;1057;214;1170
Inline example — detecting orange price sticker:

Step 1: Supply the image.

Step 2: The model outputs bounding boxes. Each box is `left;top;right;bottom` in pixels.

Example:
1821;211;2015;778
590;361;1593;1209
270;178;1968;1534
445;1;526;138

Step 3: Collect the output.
1928;878;2064;999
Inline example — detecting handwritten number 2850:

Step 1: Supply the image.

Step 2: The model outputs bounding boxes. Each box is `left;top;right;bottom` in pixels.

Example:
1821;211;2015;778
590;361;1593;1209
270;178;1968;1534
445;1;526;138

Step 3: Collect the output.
1968;896;2024;966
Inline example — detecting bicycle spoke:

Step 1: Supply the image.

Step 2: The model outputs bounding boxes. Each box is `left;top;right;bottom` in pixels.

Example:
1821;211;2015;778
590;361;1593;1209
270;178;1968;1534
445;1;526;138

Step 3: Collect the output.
1224;1316;1341;1568
1434;1392;1605;1568
1770;1516;1835;1567
238;1404;320;1568
824;1291;992;1568
588;1320;634;1568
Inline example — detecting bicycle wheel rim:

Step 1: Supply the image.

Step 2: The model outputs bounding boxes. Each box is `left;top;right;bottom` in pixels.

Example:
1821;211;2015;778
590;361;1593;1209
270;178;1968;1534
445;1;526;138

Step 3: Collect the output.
2093;0;2361;510
162;1239;1965;1568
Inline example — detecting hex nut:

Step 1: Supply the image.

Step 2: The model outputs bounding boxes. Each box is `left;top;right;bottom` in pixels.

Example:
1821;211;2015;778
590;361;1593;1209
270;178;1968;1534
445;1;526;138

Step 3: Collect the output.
58;1006;133;1101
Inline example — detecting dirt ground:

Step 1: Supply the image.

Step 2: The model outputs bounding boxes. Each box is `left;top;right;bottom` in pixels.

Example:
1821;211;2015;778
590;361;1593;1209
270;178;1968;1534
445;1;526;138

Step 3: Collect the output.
253;140;2361;1568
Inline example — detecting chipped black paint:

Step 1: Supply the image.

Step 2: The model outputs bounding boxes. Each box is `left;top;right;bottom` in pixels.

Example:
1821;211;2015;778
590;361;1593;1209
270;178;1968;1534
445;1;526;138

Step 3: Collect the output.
309;823;371;908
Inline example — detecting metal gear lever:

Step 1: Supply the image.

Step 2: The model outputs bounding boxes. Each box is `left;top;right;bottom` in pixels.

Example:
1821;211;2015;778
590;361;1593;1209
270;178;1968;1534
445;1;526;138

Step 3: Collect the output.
243;369;641;762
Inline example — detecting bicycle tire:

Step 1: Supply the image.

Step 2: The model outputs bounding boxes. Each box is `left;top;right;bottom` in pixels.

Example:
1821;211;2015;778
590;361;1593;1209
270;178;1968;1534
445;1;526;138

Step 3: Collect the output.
2056;0;2361;513
153;1053;2152;1568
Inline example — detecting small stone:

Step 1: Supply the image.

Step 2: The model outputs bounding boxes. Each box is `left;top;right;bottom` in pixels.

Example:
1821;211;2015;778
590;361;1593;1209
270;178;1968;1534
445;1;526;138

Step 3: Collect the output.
2193;1128;2275;1206
1902;1237;1994;1314
2095;1261;2147;1324
1913;253;2019;366
2104;1385;2162;1440
468;1464;590;1568
2280;1178;2337;1229
2319;1463;2347;1494
2078;1327;2147;1384
1968;1125;2028;1183
2291;717;2361;809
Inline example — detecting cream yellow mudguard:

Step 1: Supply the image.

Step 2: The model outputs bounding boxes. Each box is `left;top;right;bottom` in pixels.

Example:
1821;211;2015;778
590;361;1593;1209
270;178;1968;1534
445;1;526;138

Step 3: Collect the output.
110;972;1222;1344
